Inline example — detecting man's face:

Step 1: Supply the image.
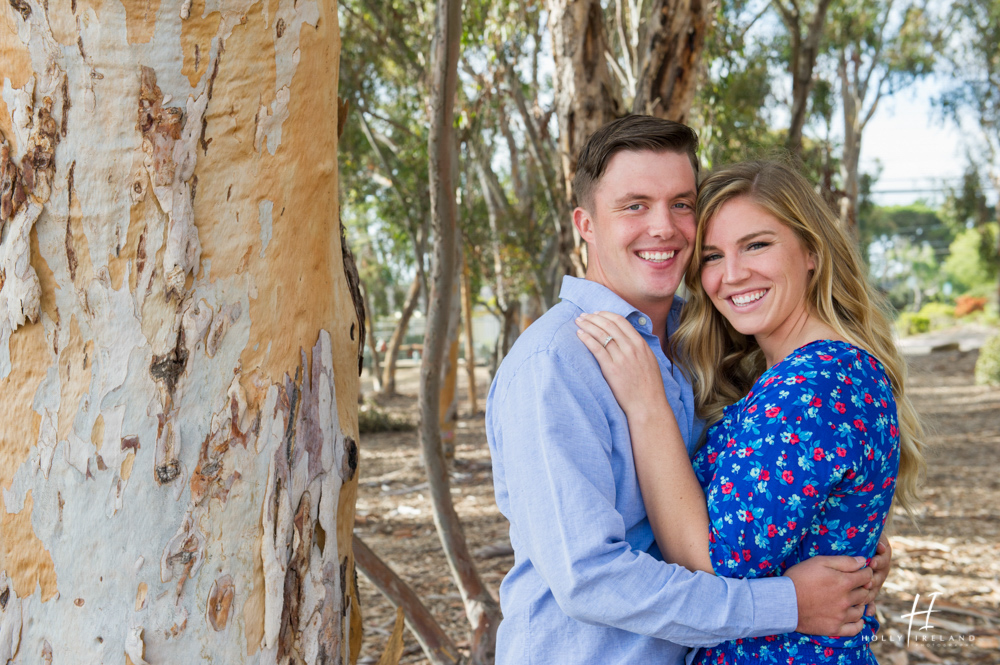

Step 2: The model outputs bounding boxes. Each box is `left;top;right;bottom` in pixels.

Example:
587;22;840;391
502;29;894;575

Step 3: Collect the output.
574;150;697;317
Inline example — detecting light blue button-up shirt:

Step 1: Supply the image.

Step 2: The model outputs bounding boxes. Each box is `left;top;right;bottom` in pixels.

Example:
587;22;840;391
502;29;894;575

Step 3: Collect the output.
486;277;798;665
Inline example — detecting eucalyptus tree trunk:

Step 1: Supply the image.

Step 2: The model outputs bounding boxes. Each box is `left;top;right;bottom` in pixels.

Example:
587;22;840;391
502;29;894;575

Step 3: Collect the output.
362;284;383;393
0;0;362;660
378;274;420;397
421;0;500;661
774;0;835;155
548;0;621;276
631;0;709;123
460;257;477;416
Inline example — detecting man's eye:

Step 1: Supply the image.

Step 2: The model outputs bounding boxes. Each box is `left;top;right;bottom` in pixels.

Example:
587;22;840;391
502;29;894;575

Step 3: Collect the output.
673;202;693;210
627;204;643;211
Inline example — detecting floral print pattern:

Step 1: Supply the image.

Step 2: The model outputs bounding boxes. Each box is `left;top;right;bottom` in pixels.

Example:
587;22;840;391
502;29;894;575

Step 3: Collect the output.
691;340;900;665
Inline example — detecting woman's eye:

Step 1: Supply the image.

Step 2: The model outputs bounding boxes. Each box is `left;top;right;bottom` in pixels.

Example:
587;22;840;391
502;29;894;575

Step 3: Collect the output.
748;241;770;251
702;253;721;263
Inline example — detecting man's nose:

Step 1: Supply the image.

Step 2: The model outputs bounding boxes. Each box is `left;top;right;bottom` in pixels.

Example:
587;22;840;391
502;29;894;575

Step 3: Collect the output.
648;207;678;238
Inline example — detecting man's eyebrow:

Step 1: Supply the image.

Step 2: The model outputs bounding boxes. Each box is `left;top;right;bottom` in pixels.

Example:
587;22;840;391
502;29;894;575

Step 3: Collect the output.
701;230;776;252
610;192;652;207
610;190;697;207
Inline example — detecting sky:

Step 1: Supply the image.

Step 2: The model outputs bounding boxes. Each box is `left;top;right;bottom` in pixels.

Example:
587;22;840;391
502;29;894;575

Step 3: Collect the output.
859;77;994;208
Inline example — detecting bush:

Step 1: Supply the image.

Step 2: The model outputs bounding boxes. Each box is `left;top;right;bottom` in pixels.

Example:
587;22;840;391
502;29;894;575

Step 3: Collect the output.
975;334;1000;387
898;312;930;335
358;403;414;434
917;302;955;322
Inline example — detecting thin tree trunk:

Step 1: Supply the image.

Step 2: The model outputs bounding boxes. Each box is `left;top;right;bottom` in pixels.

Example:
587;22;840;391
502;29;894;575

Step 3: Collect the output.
363;283;383;393
380;274;421;397
439;232;463;459
353;537;463;665
0;0;361;659
460;257;478;416
631;0;709;122
422;0;501;661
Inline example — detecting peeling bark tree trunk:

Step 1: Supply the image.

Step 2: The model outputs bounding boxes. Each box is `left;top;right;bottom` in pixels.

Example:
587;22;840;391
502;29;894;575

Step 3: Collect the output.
631;0;709;123
379;274;420;397
775;0;835;156
0;0;363;660
421;0;501;661
548;0;622;276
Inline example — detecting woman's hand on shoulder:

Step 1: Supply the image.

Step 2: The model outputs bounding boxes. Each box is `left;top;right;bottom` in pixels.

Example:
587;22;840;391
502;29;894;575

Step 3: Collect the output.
575;311;669;422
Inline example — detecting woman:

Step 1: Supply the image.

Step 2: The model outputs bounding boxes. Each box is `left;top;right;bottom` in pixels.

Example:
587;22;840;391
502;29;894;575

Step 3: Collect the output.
577;160;924;664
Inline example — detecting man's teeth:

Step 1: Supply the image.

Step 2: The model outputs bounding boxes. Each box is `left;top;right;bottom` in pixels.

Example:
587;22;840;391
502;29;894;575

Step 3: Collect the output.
637;250;675;262
731;290;767;306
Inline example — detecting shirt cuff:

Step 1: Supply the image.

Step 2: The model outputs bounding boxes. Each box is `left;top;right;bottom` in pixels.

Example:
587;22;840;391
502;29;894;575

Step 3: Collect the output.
745;576;799;636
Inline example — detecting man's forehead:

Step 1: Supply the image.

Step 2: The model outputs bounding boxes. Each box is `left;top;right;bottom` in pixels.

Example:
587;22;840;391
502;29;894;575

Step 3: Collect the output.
597;149;697;197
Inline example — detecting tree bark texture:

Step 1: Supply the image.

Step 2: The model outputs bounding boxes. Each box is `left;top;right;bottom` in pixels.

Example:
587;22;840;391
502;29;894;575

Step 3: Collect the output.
631;0;708;123
548;0;621;276
421;0;500;662
0;0;362;660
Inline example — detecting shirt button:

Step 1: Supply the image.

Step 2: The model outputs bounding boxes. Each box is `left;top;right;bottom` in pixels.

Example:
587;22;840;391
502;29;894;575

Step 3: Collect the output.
638;317;647;326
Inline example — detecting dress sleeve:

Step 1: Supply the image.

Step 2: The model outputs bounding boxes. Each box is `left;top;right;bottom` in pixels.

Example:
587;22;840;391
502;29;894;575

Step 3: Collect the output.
704;353;880;578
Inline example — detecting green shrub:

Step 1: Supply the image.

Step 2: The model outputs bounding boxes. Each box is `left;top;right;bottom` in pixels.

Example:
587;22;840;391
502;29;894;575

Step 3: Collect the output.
897;312;930;335
358;403;414;434
916;302;955;321
975;334;1000;387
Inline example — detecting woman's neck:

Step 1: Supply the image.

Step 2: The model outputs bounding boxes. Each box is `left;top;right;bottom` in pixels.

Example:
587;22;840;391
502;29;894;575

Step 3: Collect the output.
757;313;843;368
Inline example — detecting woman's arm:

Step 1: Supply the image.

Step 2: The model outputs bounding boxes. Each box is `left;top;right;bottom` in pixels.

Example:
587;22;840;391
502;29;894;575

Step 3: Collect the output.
576;312;714;573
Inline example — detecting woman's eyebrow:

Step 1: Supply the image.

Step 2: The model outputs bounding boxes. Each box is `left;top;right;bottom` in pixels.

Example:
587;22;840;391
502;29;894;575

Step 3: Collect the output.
702;230;777;252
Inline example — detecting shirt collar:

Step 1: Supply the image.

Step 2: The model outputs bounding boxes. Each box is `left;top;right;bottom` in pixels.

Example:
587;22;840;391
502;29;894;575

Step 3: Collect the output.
558;276;682;336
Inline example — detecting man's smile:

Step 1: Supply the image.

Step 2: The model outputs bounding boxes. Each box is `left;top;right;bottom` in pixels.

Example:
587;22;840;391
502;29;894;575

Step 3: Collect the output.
636;250;677;263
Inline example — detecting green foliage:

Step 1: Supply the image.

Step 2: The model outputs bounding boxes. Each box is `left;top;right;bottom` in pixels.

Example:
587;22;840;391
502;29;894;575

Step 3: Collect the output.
942;224;999;296
860;203;956;269
974;334;1000;387
358;402;415;434
937;0;1000;169
695;0;782;169
897;312;930;335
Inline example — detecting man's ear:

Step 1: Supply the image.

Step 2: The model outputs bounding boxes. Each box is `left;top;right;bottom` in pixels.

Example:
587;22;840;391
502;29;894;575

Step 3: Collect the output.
574;207;595;244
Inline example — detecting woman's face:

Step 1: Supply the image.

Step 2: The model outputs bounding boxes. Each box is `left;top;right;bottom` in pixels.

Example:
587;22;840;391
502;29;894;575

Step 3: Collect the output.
699;197;816;345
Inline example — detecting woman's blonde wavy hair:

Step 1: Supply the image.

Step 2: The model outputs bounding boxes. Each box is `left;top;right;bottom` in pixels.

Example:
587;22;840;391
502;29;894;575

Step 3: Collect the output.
671;160;925;518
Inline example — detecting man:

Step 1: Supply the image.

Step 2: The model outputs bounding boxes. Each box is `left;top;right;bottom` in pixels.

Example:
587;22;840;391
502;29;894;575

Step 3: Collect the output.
485;115;888;664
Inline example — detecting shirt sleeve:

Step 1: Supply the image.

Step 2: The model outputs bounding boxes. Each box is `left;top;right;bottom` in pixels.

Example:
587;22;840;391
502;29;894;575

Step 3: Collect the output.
490;348;798;646
704;357;870;578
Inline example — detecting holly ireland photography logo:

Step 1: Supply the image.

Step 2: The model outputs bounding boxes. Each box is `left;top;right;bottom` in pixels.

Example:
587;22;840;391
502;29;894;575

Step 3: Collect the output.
870;592;982;649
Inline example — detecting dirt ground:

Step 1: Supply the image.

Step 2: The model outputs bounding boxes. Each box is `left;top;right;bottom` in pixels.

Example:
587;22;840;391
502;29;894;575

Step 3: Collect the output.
352;348;1000;665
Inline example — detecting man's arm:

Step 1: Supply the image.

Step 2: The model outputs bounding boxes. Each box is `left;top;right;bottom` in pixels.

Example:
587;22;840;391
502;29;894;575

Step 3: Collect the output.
489;348;797;647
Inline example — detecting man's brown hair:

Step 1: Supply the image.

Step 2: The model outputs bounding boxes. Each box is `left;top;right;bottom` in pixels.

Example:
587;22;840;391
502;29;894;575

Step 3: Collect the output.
573;115;700;212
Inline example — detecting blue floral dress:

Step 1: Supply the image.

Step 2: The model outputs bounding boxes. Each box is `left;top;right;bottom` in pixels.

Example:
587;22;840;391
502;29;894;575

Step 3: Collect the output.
691;340;900;665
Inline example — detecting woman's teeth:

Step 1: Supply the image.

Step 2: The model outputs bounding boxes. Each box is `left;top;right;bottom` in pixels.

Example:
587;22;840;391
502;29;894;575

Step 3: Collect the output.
731;290;767;306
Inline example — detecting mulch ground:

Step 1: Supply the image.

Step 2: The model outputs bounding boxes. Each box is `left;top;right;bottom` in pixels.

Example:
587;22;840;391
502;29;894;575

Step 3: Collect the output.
353;349;1000;665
